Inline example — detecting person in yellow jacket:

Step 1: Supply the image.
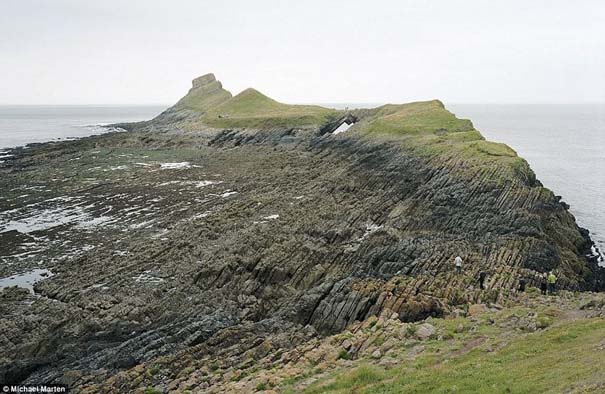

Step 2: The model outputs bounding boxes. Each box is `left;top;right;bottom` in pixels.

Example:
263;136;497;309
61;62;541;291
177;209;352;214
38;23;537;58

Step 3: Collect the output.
547;271;557;294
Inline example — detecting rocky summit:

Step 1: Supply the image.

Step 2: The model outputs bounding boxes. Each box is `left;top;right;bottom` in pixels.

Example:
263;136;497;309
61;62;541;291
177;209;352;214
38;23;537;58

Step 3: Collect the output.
1;74;603;393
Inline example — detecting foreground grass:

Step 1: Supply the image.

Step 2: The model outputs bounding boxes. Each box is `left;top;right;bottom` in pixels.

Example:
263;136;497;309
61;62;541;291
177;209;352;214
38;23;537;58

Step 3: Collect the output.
302;317;605;394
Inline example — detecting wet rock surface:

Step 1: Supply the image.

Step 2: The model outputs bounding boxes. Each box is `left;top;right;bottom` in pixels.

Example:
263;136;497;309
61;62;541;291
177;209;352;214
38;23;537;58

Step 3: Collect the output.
1;78;603;392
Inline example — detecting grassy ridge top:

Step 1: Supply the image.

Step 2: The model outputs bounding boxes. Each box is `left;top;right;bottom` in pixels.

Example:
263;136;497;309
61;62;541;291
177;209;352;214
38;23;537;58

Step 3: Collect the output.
201;88;339;128
162;74;525;178
352;99;524;181
363;100;475;135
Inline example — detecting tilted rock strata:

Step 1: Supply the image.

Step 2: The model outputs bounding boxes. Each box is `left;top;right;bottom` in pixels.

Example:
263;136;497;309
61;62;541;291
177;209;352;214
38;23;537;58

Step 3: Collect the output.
0;74;602;391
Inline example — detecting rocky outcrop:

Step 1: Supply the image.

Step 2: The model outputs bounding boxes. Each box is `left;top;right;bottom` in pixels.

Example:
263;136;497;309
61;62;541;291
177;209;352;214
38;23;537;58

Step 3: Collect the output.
174;73;232;112
0;74;602;392
115;73;232;133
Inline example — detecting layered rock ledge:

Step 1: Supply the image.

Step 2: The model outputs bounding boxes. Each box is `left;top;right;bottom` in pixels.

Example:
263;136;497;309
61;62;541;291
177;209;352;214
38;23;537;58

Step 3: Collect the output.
0;74;602;392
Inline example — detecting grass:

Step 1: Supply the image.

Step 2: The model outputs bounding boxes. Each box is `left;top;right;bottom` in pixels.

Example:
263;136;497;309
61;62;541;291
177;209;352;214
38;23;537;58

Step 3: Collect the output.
304;365;386;394
160;77;525;180
362;100;475;135
351;100;529;184
174;79;232;112
473;140;517;157
166;81;526;182
301;318;605;394
165;81;529;184
337;349;351;360
358;101;514;155
202;88;339;129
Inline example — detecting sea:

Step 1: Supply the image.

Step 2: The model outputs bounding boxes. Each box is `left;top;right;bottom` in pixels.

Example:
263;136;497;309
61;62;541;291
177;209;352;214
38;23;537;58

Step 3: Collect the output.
0;104;603;254
0;105;165;149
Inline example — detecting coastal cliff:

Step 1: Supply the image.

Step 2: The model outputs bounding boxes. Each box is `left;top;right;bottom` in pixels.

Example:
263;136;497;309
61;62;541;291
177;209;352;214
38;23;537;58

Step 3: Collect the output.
0;74;603;392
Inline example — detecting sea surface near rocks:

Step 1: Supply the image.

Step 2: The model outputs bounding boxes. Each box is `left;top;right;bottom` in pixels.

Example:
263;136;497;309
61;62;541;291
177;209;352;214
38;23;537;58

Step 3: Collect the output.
0;268;52;293
0;105;166;149
449;104;605;257
1;104;603;255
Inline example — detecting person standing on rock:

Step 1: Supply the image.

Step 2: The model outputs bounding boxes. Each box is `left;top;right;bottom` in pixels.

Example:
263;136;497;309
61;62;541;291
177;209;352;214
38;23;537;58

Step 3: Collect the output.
540;273;548;295
547;271;557;294
518;278;526;292
454;256;463;274
478;271;488;289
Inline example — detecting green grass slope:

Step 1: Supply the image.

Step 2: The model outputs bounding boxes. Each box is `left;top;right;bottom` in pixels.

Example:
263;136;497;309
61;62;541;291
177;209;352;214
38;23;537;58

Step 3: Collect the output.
201;88;339;129
303;319;605;394
355;100;527;183
294;294;605;394
363;100;475;135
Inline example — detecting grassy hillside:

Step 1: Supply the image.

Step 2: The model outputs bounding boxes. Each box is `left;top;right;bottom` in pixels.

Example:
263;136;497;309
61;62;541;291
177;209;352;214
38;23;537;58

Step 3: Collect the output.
130;289;602;393
202;88;339;129
301;319;605;393
144;74;533;189
356;100;526;183
362;100;475;135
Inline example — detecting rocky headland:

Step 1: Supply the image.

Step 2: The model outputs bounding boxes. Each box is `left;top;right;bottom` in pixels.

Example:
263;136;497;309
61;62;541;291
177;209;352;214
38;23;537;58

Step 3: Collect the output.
1;74;604;393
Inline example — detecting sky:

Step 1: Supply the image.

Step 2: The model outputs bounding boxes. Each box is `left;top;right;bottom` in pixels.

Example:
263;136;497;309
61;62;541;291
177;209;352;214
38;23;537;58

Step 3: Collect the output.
1;0;604;105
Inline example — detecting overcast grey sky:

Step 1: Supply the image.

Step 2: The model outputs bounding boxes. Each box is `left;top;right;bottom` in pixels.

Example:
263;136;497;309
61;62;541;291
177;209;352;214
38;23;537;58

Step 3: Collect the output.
1;0;604;105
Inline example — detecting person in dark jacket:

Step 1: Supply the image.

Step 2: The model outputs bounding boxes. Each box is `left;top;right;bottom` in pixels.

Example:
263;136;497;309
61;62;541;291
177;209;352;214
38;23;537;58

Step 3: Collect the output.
540;273;548;295
518;278;526;292
478;271;488;290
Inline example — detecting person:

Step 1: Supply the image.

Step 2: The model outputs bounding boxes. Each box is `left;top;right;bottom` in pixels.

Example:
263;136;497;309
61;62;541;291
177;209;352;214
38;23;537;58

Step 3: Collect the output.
540;273;548;295
518;278;526;292
547;271;557;294
454;256;463;274
479;271;488;289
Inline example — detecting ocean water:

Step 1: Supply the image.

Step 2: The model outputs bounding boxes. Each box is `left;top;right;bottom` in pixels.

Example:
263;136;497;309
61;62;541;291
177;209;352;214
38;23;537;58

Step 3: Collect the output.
0;105;165;149
449;104;605;254
0;104;603;253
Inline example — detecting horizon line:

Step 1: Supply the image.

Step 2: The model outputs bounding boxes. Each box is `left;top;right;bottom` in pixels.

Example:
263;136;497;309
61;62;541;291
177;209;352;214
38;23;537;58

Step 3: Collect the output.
1;101;605;107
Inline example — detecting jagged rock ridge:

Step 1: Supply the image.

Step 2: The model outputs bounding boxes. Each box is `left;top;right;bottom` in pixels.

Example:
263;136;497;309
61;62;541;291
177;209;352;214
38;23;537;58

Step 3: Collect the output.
121;73;233;132
174;73;232;112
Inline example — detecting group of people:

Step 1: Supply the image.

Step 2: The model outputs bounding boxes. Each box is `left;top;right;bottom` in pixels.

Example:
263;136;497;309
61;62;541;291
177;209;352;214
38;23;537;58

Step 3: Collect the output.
541;271;558;295
453;256;558;294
